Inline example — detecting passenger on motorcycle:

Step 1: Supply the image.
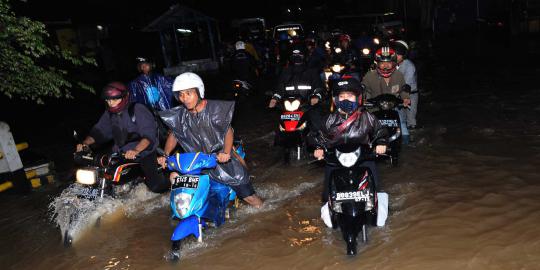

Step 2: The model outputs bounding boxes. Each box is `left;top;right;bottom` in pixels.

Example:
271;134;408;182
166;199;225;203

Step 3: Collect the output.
75;82;170;193
310;78;388;203
158;72;263;208
362;46;411;144
394;40;419;130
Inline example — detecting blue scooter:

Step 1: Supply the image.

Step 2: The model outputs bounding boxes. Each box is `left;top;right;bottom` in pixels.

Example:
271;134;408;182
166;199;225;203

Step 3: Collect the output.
165;146;245;261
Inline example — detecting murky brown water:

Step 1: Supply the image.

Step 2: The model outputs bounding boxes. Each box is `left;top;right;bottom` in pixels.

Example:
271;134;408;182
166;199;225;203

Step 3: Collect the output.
2;53;540;270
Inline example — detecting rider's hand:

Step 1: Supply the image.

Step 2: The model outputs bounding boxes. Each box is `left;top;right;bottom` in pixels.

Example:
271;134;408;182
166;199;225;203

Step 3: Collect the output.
217;152;231;163
314;149;324;160
375;145;387;155
157;156;168;169
76;144;86;152
169;172;179;184
310;96;320;106
268;99;277;108
124;150;140;160
403;98;411;107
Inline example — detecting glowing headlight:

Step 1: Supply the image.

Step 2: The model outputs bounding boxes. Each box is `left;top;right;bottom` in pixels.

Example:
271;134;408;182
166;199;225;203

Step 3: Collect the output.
174;193;193;217
362;48;370;55
373;38;380;45
336;148;361;167
331;65;344;73
75;169;97;185
325;41;330;49
284;99;301;112
335;47;342;54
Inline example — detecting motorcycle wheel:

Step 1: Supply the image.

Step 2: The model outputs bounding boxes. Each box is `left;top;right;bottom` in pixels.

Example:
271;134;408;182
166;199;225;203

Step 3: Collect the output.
166;240;181;261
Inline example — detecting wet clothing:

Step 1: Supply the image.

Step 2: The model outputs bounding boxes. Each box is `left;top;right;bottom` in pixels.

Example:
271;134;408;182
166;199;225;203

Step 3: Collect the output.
89;103;157;157
128;73;174;111
89;103;169;193
362;70;409;100
160;100;255;198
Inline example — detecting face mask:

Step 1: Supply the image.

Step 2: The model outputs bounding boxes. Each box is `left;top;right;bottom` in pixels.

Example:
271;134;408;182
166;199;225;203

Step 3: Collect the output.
335;99;358;114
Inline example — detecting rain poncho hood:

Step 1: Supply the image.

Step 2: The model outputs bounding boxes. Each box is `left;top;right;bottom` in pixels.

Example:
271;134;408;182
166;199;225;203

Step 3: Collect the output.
160;100;249;186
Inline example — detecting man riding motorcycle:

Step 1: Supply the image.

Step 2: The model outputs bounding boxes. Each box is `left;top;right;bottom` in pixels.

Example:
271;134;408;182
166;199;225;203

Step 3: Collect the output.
158;72;263;208
75;82;170;193
361;46;411;144
332;34;361;81
309;77;388;202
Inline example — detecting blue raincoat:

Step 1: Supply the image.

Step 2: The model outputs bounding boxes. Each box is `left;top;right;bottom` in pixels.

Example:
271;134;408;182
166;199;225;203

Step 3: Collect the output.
128;73;175;111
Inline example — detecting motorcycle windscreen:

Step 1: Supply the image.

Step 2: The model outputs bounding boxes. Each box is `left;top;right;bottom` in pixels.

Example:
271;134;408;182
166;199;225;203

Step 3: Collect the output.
167;152;217;175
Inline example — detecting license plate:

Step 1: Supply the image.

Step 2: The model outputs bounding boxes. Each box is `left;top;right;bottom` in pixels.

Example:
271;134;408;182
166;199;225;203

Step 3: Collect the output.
172;175;200;189
379;119;399;127
335;191;369;202
281;113;301;121
75;186;100;199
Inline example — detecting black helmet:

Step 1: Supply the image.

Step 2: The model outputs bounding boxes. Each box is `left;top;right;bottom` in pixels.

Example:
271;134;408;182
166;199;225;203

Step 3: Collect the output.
331;77;364;97
290;44;306;65
393;40;409;56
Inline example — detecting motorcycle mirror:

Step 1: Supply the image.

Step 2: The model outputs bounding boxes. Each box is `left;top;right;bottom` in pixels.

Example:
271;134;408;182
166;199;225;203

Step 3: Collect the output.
73;130;80;142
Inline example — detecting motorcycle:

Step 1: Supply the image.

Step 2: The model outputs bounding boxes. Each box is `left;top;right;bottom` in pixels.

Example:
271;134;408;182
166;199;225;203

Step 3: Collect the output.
54;148;145;247
319;143;389;256
276;94;308;164
165;144;245;261
365;94;405;166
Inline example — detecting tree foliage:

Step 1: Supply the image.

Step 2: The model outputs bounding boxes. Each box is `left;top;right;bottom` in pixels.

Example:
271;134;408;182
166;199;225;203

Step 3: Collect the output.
0;0;96;103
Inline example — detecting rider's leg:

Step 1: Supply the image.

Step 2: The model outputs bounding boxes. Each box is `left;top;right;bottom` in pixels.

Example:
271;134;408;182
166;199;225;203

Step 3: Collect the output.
232;182;264;208
139;151;170;193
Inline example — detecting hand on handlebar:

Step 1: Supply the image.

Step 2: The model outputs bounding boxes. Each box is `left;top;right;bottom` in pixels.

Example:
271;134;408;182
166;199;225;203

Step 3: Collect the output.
76;144;89;152
157;156;168;169
217;152;231;163
375;145;387;155
402;98;411;107
314;149;325;160
124;150;140;160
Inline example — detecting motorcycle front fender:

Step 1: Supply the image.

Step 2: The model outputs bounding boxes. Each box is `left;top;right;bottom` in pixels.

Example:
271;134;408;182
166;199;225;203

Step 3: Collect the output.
171;215;200;241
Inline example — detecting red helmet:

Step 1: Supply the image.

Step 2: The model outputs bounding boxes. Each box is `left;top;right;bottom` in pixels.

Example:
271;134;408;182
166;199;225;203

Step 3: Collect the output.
375;47;397;78
101;82;129;113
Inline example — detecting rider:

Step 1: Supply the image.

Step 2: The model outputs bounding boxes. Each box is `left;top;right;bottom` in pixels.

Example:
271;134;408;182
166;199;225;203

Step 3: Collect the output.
361;46;411;144
76;82;170;193
394;40;419;130
268;44;326;131
158;72;263;208
128;57;175;112
333;34;361;81
231;41;258;86
310;77;388;203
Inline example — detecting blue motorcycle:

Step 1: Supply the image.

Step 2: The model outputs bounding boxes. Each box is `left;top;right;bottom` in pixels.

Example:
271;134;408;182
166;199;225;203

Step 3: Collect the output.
165;146;245;261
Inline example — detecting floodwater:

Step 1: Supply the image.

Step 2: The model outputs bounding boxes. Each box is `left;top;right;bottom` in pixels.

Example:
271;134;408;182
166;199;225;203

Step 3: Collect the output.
1;43;540;270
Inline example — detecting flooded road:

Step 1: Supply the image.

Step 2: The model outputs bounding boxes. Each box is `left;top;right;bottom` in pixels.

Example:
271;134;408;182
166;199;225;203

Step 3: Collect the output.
2;42;540;269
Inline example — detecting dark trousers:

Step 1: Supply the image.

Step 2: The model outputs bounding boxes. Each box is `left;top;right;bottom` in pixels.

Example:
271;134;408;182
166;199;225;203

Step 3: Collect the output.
322;161;380;203
139;151;170;193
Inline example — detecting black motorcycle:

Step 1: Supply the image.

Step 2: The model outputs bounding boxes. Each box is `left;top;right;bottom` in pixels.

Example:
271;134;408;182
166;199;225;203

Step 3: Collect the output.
53;147;146;247
365;93;407;166
320;143;387;256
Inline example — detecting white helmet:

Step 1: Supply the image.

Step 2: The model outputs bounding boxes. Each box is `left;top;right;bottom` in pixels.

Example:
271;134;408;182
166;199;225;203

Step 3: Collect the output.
172;72;205;98
235;41;245;50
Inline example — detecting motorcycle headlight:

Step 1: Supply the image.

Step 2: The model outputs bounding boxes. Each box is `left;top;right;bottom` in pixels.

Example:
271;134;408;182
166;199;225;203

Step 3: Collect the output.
362;48;370;55
75;169;97;185
331;64;344;73
284;99;301;112
336;148;361;167
334;47;342;54
380;101;395;110
373;38;380;45
325;41;330;49
174;193;193;218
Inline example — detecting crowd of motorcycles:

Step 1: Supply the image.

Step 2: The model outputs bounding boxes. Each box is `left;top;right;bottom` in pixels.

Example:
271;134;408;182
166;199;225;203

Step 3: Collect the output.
51;31;416;261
